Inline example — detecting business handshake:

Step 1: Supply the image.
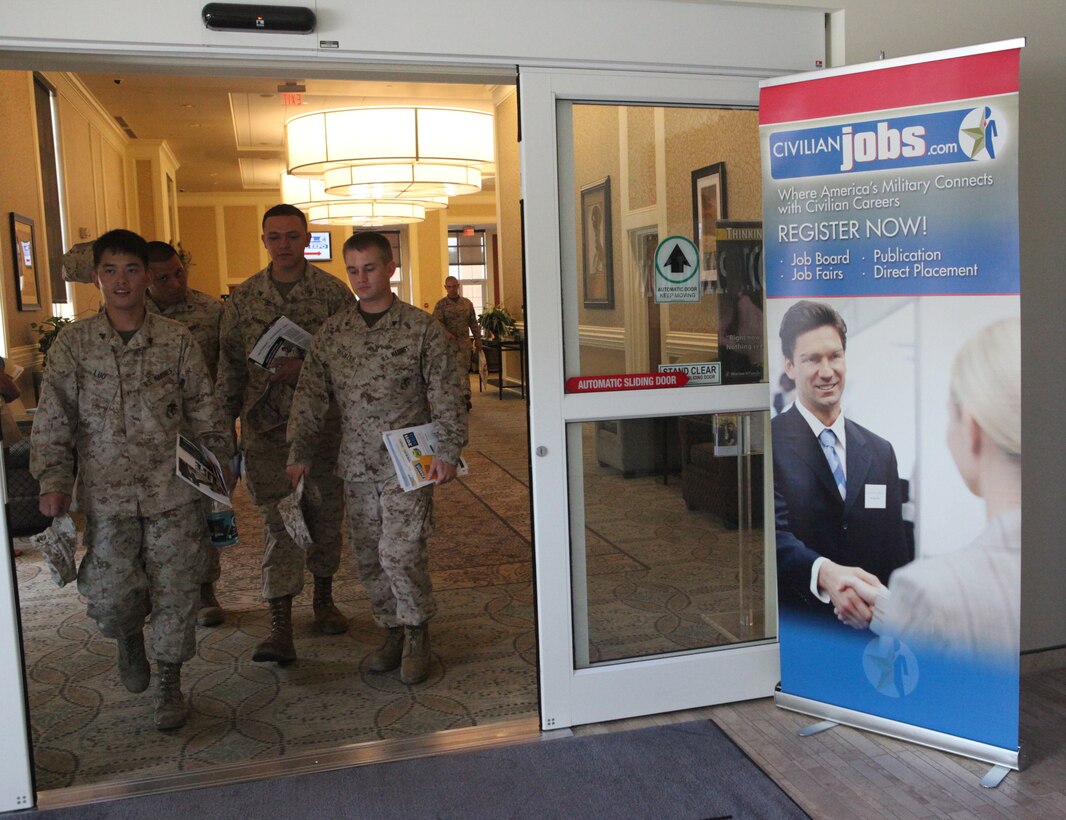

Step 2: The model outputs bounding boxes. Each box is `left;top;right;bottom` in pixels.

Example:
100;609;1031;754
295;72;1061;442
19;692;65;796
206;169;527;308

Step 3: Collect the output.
817;559;888;630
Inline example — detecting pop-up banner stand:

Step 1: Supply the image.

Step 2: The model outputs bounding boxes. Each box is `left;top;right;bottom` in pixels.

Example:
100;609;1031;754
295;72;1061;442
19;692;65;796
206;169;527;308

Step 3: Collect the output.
760;39;1025;777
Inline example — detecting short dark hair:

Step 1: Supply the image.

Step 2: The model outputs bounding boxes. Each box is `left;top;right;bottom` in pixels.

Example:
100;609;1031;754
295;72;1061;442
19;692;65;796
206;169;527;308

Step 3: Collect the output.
343;231;393;264
262;204;308;230
93;229;149;267
779;300;847;360
146;241;180;265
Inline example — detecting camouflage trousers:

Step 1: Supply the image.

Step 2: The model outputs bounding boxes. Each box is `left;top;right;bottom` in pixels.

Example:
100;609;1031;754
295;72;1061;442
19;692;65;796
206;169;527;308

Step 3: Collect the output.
344;479;436;627
78;505;204;663
197;496;220;584
449;338;473;403
243;432;343;600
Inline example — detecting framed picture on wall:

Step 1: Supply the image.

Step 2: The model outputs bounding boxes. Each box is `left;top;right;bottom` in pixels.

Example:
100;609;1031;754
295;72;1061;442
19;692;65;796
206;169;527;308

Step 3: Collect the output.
690;163;728;293
581;177;614;309
9;213;42;311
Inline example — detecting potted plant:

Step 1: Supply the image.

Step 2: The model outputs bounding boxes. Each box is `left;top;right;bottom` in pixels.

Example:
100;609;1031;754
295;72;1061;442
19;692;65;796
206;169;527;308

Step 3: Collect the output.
478;305;517;340
30;316;75;401
31;316;75;367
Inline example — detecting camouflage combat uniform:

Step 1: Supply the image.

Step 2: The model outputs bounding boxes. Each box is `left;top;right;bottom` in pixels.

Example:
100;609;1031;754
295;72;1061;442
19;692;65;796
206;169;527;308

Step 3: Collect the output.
288;298;467;627
431;294;480;403
216;262;355;600
148;288;222;380
148;287;224;585
30;312;231;663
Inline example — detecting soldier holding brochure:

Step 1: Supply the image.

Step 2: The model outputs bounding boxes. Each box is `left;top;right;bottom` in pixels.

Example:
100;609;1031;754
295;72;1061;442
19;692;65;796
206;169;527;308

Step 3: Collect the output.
216;204;355;664
30;229;232;730
287;231;467;685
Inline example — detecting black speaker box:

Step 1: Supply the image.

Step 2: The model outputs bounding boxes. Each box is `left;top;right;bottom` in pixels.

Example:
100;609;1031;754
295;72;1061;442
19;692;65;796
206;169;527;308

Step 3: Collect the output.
201;3;316;33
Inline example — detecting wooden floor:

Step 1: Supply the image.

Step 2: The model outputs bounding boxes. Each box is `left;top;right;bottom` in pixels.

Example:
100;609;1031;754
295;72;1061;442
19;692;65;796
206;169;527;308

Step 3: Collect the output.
575;660;1066;818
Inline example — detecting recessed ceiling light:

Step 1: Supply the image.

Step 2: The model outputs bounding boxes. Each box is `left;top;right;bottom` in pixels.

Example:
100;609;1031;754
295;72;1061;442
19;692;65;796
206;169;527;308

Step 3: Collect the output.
189;123;201;128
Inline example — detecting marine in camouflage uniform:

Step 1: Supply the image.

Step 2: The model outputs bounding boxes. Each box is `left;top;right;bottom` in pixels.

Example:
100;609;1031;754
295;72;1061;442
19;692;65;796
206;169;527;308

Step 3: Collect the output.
31;229;232;730
288;231;467;685
431;276;481;407
146;241;226;627
216;205;355;663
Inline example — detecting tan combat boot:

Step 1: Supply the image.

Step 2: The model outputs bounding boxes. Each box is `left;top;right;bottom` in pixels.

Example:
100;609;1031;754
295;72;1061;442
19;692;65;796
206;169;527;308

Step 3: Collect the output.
312;575;349;635
197;582;225;627
154;661;188;730
252;595;296;664
367;626;404;673
117;630;150;693
400;624;431;685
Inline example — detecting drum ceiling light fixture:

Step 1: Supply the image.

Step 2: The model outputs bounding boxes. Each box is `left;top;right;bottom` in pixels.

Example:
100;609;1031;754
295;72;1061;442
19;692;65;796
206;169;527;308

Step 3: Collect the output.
303;200;427;227
280;174;448;226
285;106;494;199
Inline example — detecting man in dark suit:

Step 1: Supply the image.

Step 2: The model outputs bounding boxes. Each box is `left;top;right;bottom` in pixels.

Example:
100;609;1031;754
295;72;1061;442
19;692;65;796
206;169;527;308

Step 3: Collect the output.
772;301;910;629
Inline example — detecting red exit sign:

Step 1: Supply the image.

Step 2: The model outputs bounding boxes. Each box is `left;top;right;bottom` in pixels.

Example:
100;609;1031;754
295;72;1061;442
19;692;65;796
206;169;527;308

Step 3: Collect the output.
283;92;303;106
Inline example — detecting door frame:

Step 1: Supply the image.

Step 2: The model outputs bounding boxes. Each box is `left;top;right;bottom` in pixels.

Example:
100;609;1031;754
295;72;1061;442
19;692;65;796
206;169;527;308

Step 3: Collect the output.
520;67;780;730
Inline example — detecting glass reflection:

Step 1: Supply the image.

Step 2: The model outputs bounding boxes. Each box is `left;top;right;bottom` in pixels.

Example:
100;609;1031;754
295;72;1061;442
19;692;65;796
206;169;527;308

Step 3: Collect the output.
571;411;773;666
566;104;767;385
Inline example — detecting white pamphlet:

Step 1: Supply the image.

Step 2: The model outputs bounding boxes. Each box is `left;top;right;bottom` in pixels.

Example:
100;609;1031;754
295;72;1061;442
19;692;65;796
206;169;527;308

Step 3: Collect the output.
382;422;468;492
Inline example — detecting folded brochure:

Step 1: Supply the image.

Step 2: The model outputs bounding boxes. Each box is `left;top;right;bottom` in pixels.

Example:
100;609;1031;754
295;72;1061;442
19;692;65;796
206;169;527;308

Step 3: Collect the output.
247;315;312;372
382;422;468;492
175;434;231;506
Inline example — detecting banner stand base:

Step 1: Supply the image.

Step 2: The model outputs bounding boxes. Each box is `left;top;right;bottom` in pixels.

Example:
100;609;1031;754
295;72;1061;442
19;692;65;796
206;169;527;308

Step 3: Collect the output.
796;719;837;737
775;686;1024;772
980;764;1012;789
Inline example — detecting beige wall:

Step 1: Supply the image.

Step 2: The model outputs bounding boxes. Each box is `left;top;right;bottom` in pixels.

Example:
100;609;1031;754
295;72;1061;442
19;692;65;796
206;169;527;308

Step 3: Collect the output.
50;72;133;317
665;108;760;335
178;194;364;294
494;90;523;321
222;205;261;282
0;71;50;402
573;105;623;332
408;211;445;312
177;204;222;297
571;103;761;373
178;193;268;292
0;70;131;399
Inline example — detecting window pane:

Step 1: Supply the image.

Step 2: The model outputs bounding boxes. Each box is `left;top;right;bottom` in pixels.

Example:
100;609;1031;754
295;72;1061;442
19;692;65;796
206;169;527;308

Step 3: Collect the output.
571;411;771;666
462;282;485;315
566;104;766;387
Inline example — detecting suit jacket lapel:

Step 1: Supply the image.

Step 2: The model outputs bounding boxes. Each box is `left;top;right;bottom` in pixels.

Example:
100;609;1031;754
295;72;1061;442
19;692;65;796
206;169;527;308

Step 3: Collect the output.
782;407;841;503
843;419;872;513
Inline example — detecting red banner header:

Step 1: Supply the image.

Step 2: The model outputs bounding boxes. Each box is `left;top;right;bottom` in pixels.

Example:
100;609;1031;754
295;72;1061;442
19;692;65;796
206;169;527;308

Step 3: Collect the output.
760;47;1021;126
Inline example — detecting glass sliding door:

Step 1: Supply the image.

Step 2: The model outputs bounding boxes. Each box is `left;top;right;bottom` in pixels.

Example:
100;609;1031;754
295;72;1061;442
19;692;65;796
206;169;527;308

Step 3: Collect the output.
521;69;779;729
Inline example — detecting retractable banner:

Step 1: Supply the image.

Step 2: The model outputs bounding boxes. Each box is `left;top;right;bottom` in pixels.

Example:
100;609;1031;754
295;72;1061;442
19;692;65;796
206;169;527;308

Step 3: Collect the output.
760;40;1024;765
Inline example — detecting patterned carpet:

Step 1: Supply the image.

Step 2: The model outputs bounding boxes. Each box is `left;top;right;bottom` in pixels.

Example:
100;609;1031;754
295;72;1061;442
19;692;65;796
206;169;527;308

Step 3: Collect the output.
14;378;767;792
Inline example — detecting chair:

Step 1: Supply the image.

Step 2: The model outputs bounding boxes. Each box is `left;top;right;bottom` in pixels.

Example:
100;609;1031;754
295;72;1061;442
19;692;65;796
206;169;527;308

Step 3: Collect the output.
479;343;502;392
678;415;764;528
4;419;51;537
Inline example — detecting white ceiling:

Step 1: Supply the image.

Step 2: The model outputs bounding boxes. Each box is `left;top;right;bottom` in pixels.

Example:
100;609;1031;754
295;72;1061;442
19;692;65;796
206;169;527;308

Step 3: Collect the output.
77;72;503;193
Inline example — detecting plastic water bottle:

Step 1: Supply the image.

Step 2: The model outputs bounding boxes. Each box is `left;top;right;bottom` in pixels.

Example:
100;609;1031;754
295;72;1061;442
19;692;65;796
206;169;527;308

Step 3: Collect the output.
206;499;238;548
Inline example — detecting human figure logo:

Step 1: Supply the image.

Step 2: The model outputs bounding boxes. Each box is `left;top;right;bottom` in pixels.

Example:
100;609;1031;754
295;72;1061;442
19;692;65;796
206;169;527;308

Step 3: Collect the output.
863;636;919;698
960;105;1000;160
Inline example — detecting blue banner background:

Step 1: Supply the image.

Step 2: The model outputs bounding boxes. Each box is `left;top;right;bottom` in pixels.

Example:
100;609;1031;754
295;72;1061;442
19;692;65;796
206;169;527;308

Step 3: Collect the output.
763;87;1021;756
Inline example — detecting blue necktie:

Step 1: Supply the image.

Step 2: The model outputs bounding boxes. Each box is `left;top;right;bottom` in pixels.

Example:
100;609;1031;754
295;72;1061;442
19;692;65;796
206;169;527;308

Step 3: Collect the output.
819;428;846;500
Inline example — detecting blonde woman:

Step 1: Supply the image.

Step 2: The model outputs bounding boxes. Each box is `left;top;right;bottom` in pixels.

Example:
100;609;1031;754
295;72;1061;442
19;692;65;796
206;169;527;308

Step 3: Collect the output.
843;318;1021;658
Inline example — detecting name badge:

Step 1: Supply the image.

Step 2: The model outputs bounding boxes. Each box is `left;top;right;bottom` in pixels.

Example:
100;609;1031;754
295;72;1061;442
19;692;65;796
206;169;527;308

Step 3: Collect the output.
865;484;887;509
